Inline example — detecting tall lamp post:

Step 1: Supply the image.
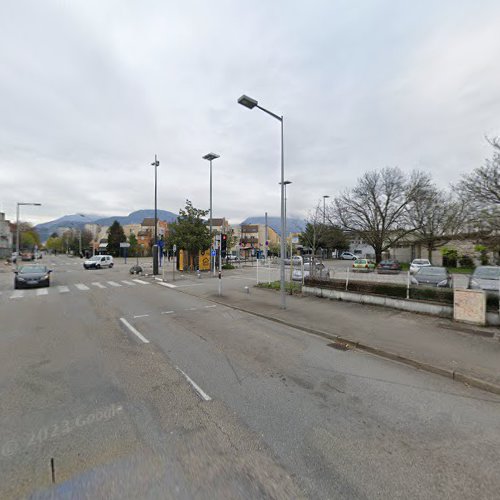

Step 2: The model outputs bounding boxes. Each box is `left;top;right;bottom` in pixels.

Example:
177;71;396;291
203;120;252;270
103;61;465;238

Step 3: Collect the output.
151;155;160;275
279;180;292;258
322;195;330;224
16;202;41;266
203;152;220;276
238;94;286;309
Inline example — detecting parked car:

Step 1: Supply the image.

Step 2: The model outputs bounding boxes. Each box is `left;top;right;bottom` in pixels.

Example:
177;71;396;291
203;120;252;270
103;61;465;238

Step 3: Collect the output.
352;259;376;271
226;254;239;261
14;265;52;289
409;258;432;274
292;262;330;281
376;260;402;273
83;255;114;269
468;266;500;297
340;251;357;260
411;266;452;287
21;251;35;261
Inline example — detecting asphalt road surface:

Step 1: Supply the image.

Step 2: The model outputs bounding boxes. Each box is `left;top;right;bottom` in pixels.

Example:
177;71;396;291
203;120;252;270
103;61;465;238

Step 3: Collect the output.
0;256;499;499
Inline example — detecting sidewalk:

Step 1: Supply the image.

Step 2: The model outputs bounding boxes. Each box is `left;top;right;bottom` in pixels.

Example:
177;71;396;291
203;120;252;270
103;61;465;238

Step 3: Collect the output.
179;281;500;394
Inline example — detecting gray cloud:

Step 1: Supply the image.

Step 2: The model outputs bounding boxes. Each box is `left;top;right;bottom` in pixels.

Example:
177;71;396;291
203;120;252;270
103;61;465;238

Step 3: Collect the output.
1;0;500;226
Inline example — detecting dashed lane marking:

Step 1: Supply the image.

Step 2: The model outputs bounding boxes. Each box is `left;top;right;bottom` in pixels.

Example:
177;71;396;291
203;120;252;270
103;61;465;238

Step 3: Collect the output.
107;281;122;287
121;280;137;286
161;311;174;314
92;282;106;289
36;289;49;296
10;290;24;299
175;366;211;401
119;318;150;344
58;286;70;293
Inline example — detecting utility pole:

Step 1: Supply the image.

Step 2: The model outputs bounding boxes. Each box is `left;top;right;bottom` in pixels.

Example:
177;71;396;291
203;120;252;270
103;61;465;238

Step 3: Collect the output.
151;155;160;275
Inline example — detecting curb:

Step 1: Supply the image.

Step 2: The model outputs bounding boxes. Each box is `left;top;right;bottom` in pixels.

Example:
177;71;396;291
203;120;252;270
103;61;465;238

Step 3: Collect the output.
169;285;500;396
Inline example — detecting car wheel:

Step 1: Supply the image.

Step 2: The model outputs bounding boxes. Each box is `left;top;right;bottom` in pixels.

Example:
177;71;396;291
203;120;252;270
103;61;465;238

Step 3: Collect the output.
96;264;101;269
109;263;114;268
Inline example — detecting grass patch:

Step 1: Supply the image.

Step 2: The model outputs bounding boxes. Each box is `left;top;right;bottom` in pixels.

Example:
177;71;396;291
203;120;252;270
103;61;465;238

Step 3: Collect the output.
222;263;235;270
446;267;474;274
257;280;302;294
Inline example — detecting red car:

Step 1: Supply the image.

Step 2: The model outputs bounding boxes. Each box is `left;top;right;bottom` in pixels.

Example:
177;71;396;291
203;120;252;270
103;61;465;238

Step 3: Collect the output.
376;260;402;273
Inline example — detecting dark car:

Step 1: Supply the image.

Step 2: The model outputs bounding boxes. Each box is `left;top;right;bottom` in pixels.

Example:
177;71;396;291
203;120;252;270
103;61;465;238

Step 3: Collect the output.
411;266;452;287
14;265;52;289
376;260;402;273
468;266;500;297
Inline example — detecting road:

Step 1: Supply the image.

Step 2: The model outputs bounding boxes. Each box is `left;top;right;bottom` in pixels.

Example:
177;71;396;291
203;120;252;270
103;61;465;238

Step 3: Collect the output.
0;256;499;498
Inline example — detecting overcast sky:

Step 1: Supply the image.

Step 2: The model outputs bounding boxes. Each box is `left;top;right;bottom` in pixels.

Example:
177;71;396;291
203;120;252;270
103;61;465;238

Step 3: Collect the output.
1;0;500;226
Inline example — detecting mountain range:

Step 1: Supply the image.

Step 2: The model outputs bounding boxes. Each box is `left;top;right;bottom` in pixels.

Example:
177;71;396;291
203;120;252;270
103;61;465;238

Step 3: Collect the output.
35;211;306;242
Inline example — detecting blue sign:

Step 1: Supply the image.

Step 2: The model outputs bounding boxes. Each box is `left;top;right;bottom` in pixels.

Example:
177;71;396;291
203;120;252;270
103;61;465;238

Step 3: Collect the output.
211;250;216;256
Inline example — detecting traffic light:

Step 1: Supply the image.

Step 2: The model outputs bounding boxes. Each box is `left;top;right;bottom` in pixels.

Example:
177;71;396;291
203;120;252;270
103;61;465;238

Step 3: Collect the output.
221;234;227;257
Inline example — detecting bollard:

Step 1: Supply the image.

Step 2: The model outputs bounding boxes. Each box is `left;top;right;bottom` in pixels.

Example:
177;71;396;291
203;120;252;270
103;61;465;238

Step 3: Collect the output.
244;286;250;294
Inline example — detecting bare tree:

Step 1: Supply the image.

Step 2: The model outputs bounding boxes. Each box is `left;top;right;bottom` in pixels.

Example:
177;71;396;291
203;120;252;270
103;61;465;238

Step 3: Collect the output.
331;167;431;262
459;137;500;205
410;187;466;260
458;137;500;252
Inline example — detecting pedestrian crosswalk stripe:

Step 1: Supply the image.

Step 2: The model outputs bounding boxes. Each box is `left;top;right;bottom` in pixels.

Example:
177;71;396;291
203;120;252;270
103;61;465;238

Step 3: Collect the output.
37;289;49;296
107;281;122;287
10;290;24;299
75;283;90;290
58;286;70;293
121;280;136;286
92;282;106;289
132;279;149;285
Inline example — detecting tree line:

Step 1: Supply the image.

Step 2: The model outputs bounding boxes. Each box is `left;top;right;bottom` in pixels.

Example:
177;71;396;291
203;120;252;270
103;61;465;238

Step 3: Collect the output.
309;138;500;263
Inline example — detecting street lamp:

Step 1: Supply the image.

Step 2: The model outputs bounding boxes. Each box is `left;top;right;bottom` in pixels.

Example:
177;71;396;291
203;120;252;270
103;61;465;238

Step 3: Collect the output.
238;94;286;309
151;155;160;275
203;152;220;276
16;202;41;266
279;180;292;258
322;195;330;225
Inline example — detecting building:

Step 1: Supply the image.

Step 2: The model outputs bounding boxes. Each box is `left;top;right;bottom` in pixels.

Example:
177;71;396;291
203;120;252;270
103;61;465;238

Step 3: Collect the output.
0;213;12;258
141;218;169;240
232;223;281;257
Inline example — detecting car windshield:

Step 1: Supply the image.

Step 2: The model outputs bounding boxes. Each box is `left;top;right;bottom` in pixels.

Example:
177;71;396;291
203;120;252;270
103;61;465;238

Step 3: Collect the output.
473;267;500;280
413;260;430;265
417;267;446;276
89;256;103;261
19;266;46;274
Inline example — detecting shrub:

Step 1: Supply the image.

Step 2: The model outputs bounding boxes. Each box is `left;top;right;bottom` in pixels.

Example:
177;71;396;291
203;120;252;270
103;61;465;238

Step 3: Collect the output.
222;263;235;270
458;255;475;269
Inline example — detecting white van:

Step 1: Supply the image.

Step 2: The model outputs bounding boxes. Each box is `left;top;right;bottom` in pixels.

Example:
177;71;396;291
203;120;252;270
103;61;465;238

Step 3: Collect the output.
83;255;114;269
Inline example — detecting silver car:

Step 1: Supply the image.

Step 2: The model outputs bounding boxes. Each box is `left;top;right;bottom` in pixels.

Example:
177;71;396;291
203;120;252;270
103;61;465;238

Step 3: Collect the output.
468;266;500;297
292;262;330;281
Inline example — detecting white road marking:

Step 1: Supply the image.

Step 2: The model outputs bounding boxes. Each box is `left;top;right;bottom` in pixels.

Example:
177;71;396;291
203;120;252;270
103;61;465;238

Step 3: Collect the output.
107;281;122;287
10;290;24;299
161;311;174;314
36;289;49;296
58;286;70;293
92;282;106;289
132;279;149;285
119;318;150;344
158;282;177;288
154;277;162;281
133;314;149;318
204;305;217;308
75;283;90;291
121;280;136;286
175;366;212;401
185;307;197;311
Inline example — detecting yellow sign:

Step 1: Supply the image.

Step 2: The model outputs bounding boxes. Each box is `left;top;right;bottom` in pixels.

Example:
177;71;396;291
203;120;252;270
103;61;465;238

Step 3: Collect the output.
198;249;210;271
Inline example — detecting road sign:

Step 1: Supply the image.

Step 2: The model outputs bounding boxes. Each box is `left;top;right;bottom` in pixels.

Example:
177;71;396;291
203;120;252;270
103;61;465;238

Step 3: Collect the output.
173;244;177;253
211;250;216;256
120;242;131;248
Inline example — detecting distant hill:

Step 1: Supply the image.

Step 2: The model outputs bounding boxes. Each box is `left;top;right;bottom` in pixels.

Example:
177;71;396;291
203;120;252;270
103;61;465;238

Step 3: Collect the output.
93;209;178;227
241;216;305;237
35;209;178;242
